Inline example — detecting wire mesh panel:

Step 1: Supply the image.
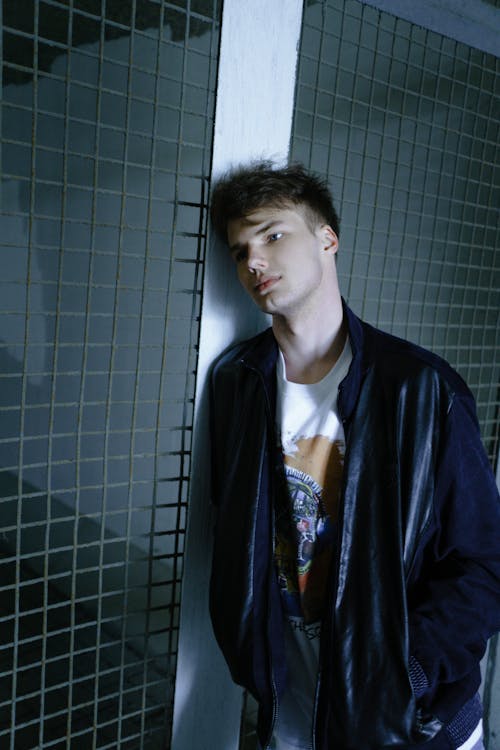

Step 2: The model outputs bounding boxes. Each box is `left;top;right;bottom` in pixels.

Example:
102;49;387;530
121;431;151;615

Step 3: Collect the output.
0;0;220;747
291;0;499;466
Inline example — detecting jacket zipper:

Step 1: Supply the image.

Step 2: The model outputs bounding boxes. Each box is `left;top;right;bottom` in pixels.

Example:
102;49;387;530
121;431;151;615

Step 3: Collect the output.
243;362;279;750
264;486;279;750
245;362;349;750
311;412;350;750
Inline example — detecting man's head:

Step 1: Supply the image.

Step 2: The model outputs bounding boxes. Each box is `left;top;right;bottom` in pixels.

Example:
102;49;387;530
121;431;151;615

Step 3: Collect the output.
210;161;340;244
209;162;342;320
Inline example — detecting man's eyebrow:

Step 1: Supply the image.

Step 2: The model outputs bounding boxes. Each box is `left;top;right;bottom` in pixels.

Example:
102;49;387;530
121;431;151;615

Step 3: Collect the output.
256;220;282;235
229;221;282;253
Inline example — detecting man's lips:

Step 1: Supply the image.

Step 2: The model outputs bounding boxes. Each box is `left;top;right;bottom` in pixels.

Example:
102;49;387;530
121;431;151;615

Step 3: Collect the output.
254;276;280;293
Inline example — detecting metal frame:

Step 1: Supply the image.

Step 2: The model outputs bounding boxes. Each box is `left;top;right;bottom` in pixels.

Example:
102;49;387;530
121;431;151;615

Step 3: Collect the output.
359;0;500;57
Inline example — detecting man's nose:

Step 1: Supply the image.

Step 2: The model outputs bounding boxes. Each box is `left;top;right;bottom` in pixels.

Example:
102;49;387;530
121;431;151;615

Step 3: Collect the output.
247;245;268;273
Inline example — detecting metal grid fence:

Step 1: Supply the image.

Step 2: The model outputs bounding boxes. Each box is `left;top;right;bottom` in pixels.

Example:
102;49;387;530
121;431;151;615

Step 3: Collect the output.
291;0;499;467
0;0;220;747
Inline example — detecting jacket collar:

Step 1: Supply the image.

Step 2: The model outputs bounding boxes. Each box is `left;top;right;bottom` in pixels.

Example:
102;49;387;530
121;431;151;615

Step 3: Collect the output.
338;299;368;423
239;298;369;424
239;327;279;379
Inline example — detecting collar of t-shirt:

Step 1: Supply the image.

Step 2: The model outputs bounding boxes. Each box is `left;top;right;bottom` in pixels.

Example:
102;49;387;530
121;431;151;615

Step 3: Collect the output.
276;337;353;449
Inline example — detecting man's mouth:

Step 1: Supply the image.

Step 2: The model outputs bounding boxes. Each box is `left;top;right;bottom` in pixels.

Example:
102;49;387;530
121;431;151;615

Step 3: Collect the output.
254;276;280;294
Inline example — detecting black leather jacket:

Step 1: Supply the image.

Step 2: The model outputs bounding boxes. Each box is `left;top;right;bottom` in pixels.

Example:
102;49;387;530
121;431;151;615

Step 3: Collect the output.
209;302;500;749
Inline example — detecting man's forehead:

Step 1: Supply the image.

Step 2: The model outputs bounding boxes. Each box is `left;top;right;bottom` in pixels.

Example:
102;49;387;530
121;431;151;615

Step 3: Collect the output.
231;202;305;227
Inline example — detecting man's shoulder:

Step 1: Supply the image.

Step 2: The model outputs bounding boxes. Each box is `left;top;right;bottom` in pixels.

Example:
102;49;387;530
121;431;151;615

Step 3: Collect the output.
360;319;471;400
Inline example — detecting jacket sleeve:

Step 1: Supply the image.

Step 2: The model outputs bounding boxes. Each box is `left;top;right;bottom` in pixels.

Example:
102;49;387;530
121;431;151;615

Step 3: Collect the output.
408;389;500;704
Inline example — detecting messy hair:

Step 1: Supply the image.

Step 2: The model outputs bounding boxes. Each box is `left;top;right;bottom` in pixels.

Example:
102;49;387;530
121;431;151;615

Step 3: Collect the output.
210;161;340;242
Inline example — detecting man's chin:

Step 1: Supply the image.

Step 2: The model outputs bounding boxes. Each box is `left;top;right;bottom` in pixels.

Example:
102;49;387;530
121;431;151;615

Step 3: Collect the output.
248;289;289;316
253;296;279;314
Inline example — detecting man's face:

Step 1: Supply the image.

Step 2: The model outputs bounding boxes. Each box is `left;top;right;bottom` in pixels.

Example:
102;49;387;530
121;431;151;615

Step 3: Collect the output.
226;204;338;318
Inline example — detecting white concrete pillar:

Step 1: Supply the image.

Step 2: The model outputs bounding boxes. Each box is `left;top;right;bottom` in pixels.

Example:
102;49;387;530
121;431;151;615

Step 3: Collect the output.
171;3;303;748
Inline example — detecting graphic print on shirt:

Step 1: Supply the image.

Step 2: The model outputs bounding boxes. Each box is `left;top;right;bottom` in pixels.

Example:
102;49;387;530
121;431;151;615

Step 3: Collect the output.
275;435;344;624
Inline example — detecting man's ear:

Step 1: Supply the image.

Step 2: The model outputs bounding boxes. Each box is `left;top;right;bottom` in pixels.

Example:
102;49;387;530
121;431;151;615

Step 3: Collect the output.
320;225;339;256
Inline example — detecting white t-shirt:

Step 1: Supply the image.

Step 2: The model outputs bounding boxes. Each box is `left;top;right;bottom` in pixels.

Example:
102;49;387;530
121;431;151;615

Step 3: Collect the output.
273;339;352;750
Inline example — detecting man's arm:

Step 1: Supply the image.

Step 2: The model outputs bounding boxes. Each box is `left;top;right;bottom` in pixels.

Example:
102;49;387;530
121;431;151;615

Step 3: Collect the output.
408;390;500;707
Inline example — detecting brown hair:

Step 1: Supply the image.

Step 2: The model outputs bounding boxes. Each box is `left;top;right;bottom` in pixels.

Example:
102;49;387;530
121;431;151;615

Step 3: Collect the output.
210;161;340;242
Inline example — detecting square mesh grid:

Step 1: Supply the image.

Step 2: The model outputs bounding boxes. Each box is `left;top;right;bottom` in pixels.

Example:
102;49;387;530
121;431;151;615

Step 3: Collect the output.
291;0;499;466
1;1;220;748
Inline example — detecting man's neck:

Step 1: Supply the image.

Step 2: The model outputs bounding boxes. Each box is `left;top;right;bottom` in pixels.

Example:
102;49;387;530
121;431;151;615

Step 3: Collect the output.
272;295;345;384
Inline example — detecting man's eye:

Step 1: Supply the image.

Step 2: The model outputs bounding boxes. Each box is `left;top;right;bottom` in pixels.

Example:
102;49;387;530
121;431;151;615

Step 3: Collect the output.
268;232;283;242
234;249;246;262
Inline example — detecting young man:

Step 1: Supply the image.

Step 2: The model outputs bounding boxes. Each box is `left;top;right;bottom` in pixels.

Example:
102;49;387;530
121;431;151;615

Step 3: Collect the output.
208;162;500;750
